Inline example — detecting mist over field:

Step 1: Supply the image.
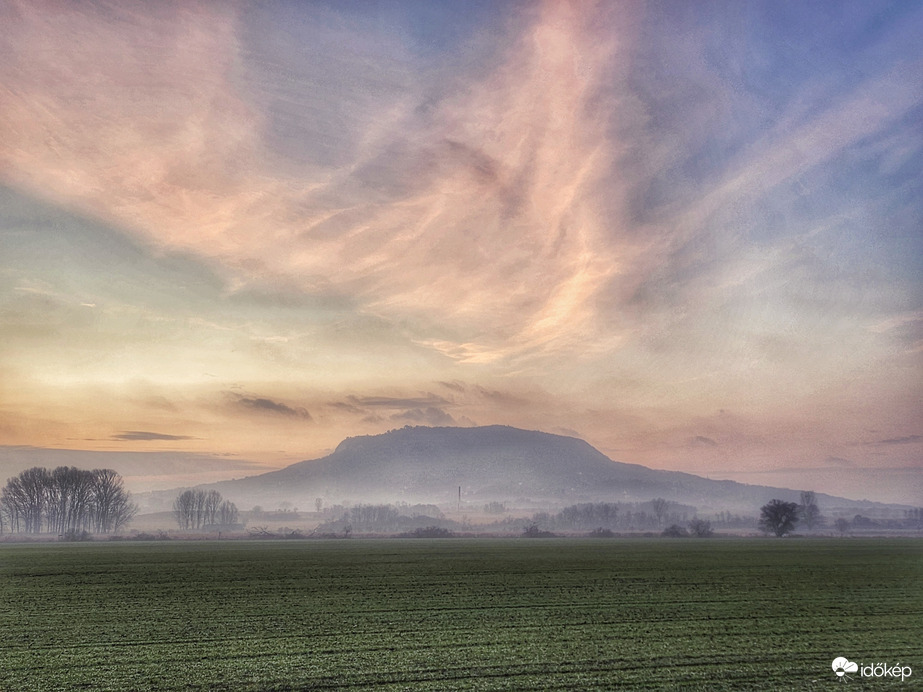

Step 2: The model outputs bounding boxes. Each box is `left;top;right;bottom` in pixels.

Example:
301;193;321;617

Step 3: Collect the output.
84;425;907;541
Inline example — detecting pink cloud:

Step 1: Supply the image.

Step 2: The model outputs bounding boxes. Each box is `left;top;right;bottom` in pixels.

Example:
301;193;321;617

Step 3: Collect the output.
0;0;641;368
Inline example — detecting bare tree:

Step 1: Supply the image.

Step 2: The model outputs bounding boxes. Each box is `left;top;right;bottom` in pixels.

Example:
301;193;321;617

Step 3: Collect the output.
173;489;231;530
193;489;207;529
651;498;669;527
218;500;239;526
203;490;222;526
92;469;137;533
759;499;800;537
0;467;135;535
49;466;96;535
18;467;51;533
799;491;822;531
554;503;620;531
2;475;28;533
834;518;850;536
173;490;197;530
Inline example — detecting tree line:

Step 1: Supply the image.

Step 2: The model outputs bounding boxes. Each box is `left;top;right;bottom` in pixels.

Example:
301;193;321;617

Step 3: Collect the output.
311;503;447;534
172;489;239;530
759;493;923;536
1;466;136;535
530;499;695;532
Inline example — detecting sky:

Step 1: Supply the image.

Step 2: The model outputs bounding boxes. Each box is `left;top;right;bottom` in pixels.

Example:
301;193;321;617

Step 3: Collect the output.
0;0;921;504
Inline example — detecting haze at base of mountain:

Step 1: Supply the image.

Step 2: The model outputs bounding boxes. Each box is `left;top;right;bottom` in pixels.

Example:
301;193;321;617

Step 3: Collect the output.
141;425;910;516
0;446;268;493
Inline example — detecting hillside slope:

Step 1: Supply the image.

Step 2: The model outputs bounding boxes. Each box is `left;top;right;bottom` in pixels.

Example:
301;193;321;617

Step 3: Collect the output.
195;426;899;515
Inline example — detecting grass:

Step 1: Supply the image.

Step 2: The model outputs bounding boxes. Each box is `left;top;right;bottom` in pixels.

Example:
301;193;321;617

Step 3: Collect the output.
0;538;920;690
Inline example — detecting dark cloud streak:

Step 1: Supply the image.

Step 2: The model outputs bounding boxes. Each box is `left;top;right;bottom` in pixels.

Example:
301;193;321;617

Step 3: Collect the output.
390;407;456;426
692;436;718;447
347;394;449;408
112;431;195;441
236;397;312;420
874;435;921;446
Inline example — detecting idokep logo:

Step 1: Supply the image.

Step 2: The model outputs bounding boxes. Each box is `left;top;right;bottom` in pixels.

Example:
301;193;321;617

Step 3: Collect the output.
832;657;859;681
832;657;912;682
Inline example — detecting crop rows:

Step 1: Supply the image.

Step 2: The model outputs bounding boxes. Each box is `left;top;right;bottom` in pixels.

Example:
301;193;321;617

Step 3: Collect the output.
0;539;920;690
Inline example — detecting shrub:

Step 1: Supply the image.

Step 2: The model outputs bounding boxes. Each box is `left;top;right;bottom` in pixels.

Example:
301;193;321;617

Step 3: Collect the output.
61;530;92;542
688;519;713;537
588;527;615;538
132;531;171;541
404;526;455;538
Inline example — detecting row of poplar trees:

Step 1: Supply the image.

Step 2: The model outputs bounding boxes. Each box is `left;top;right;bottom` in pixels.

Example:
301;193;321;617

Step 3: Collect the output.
172;489;239;530
1;466;137;535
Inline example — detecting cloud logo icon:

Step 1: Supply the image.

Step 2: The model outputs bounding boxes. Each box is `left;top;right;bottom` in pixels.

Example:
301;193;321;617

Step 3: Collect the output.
832;657;859;678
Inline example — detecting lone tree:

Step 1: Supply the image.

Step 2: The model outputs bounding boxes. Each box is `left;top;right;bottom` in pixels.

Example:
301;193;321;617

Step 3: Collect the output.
759;499;800;537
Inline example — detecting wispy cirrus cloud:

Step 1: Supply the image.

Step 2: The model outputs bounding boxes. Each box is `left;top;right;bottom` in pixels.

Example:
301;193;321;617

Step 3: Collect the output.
2;0;918;377
0;0;633;368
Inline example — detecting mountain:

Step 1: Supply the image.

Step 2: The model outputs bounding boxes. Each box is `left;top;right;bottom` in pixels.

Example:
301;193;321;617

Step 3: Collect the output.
185;425;904;515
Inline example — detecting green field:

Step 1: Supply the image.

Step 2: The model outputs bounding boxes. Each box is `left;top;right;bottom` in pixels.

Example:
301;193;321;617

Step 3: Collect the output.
0;538;920;690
